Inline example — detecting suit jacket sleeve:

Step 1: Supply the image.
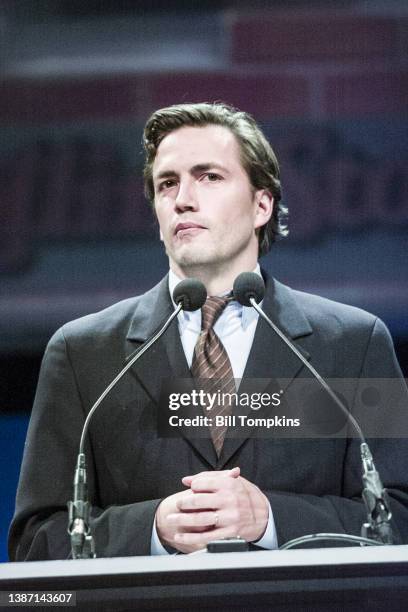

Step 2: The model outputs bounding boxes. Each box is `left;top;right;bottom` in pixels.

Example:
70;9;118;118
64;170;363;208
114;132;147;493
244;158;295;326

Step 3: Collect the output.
263;317;408;547
8;328;161;561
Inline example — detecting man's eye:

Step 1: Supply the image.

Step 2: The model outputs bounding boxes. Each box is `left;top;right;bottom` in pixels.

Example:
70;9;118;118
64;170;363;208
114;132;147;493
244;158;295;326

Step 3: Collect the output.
158;179;176;191
204;173;222;182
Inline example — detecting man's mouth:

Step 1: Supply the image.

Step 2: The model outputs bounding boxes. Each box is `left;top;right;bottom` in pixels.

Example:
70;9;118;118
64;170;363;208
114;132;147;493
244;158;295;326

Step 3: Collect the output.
174;223;206;238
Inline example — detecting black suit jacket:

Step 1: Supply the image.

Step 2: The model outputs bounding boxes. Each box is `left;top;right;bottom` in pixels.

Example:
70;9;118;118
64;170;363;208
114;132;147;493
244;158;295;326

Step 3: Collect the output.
8;273;408;560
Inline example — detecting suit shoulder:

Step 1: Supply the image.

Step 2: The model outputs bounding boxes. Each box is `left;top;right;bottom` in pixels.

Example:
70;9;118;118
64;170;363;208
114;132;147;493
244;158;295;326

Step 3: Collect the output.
290;286;379;332
49;294;145;346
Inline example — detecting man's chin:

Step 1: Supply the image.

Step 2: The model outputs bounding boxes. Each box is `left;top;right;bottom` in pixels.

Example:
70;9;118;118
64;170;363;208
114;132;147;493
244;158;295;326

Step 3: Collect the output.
170;248;219;270
175;255;215;269
167;242;210;265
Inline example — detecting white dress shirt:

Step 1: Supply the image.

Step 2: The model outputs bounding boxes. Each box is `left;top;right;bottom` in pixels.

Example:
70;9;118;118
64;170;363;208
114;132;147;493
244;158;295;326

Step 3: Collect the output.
151;266;278;554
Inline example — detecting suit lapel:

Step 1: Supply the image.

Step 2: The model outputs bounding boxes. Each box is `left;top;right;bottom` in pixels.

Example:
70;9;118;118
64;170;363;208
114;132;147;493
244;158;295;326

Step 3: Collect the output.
126;276;176;403
219;272;313;467
125;275;218;468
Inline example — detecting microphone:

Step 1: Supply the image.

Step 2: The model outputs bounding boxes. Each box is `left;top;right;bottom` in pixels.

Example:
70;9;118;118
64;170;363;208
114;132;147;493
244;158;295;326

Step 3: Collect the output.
67;278;207;559
174;278;207;311
233;272;393;547
233;271;265;306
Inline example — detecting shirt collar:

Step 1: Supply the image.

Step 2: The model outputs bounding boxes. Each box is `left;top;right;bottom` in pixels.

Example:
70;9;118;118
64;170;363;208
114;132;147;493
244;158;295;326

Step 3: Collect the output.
168;266;262;333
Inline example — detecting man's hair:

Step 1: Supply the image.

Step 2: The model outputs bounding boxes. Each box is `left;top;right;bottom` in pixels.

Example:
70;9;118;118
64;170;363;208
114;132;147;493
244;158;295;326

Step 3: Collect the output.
143;102;288;256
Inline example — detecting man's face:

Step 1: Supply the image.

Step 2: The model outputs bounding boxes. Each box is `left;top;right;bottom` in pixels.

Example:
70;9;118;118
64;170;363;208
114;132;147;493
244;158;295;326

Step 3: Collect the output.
152;125;271;277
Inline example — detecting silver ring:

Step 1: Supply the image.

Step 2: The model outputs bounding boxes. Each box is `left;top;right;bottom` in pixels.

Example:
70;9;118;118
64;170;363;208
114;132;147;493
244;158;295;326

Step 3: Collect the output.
214;513;219;527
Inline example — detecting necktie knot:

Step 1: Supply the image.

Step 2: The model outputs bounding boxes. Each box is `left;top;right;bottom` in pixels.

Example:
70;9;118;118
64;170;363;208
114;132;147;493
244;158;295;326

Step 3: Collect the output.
201;295;231;331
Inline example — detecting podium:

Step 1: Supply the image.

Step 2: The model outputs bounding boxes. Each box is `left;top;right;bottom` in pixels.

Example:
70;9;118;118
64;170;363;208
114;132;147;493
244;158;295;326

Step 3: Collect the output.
1;546;408;611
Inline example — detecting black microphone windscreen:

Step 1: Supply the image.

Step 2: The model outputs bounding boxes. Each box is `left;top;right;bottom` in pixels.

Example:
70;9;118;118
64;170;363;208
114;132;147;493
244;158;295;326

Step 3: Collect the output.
173;278;207;311
233;272;265;307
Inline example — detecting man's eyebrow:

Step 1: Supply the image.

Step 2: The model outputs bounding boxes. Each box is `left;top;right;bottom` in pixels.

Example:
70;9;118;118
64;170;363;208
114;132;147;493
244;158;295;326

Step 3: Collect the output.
190;163;230;174
154;163;230;182
154;169;178;181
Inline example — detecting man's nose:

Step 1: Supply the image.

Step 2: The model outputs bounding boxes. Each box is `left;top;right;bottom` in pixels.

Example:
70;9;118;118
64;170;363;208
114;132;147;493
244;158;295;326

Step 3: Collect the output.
175;179;198;211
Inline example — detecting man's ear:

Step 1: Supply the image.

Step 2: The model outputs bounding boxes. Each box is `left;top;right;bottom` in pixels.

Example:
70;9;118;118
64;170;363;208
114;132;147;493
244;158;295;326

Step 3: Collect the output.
254;189;274;230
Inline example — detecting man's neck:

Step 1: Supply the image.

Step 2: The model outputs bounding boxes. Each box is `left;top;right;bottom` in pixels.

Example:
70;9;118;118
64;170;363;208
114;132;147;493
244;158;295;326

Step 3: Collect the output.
170;259;259;296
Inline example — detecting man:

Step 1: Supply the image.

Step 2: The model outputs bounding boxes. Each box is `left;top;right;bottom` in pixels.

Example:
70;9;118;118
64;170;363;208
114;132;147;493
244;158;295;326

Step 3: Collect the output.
9;103;408;560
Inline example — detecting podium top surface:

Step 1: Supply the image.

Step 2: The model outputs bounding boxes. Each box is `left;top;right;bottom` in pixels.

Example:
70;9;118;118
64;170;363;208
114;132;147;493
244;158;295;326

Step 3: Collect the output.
1;545;408;581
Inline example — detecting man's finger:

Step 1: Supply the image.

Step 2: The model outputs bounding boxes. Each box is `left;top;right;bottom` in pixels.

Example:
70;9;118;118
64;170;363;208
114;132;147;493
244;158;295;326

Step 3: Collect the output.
166;511;219;529
189;475;238;493
176;493;219;511
182;467;240;487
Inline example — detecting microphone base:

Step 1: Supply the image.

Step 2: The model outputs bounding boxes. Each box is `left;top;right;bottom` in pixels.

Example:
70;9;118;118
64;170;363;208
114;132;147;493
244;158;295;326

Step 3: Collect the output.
68;503;96;559
361;521;394;546
71;533;96;559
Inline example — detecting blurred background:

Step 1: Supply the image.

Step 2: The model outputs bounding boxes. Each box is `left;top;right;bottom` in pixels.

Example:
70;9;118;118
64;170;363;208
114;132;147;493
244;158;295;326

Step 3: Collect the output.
1;0;407;562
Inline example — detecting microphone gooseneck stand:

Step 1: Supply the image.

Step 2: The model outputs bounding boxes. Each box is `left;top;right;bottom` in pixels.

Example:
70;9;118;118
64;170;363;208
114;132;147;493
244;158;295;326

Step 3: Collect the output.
67;304;183;559
233;272;394;549
67;278;207;559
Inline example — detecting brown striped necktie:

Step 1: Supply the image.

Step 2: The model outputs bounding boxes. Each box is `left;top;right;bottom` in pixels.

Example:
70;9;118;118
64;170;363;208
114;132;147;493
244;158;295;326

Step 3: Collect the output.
191;295;235;456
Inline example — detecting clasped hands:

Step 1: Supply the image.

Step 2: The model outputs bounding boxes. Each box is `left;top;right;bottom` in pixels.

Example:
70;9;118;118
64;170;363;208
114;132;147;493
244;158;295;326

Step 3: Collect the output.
156;467;269;553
